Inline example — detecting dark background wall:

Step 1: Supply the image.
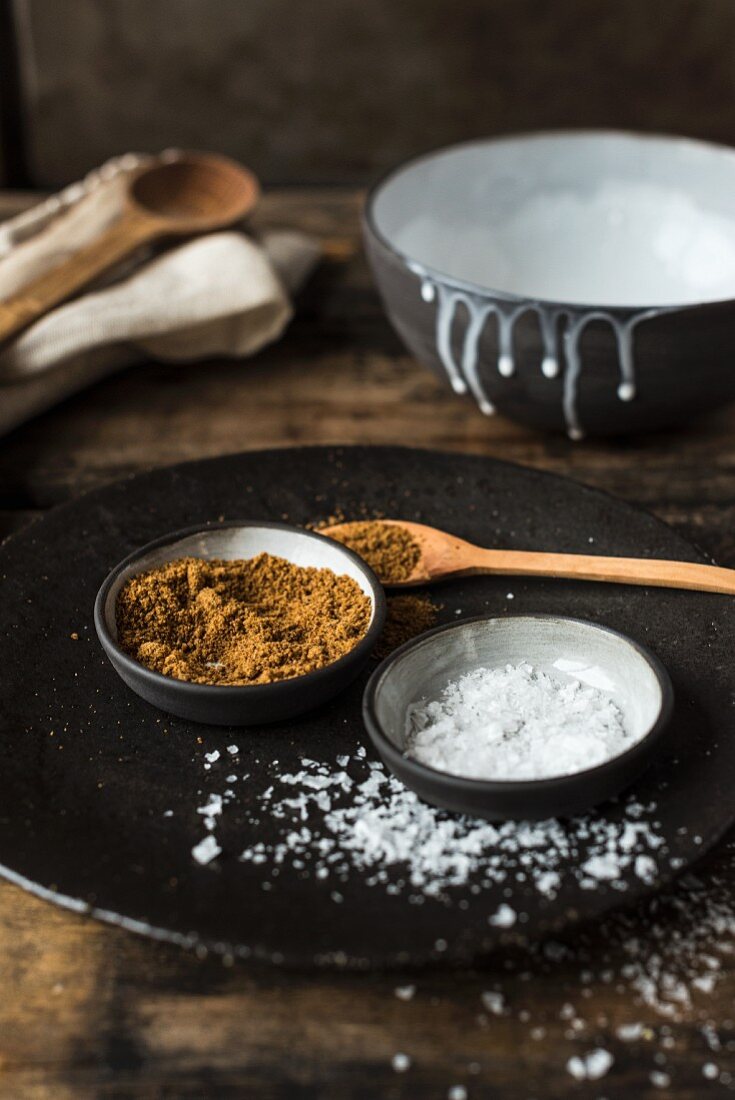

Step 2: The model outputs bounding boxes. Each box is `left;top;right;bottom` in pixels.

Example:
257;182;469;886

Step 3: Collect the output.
2;0;735;188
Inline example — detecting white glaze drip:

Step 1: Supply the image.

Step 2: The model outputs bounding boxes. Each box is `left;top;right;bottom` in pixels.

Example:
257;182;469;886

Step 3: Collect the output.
538;308;560;378
496;309;517;377
409;263;666;438
435;284;469;394
461;299;495;414
614;322;636;402
562;313;588;441
562;309;662;438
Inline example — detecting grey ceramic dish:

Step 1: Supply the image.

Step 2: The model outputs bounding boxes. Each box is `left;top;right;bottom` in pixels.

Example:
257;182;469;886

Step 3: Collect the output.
95;522;386;726
364;130;735;438
363;614;674;821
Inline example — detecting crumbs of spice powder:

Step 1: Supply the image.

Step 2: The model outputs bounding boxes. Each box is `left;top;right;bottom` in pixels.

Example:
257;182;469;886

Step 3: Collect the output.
378;594;439;658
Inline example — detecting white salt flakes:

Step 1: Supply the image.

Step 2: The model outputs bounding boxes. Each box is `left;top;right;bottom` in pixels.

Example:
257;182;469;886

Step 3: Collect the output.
197;794;224;831
237;754;664;905
227;745;239;755
391;1052;412;1073
615;1022;644;1041
204;750;220;764
635;854;658;884
582;854;621;882
184;741;735;1088
488;903;517;928
406;662;632;780
197;794;223;818
650;1070;671;1088
566;1048;613;1080
191;834;221;866
481;991;505;1015
383;858;735;1093
536;871;561;898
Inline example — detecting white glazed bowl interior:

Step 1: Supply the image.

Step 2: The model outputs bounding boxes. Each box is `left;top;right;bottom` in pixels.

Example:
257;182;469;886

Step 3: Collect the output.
370;131;735;308
102;524;379;641
373;616;665;762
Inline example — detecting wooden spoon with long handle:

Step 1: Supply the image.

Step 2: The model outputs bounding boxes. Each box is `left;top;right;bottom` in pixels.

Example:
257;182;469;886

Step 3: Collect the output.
322;519;735;594
0;152;259;345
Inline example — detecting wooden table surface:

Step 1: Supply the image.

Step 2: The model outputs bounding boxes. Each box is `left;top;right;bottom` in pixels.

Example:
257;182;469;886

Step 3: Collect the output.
0;189;734;1099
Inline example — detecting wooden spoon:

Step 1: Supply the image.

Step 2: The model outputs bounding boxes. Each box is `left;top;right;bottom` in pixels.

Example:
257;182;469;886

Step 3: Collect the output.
0;152;260;345
322;519;735;594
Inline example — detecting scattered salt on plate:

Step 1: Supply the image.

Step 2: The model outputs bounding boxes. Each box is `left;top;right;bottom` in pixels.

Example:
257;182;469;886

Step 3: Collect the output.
480;991;505;1015
191;835;221;866
488;903;516;928
236;753;664;904
566;1048;614;1080
391;1052;412;1073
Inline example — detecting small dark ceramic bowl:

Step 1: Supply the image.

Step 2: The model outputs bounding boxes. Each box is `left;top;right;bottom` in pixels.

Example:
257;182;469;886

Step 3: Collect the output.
364;130;735;438
95;522;386;726
363;614;673;821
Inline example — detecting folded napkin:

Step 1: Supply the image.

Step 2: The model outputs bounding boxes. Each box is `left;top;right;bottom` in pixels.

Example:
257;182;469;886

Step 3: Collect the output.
0;152;320;435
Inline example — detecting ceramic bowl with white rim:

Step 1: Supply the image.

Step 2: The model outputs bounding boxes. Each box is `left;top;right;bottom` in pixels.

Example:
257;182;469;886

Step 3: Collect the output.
95;522;386;726
363;614;674;821
364;130;735;438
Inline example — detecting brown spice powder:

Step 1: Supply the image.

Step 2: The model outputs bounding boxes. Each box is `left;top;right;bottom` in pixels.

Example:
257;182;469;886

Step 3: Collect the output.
326;521;420;584
376;594;439;659
116;554;372;686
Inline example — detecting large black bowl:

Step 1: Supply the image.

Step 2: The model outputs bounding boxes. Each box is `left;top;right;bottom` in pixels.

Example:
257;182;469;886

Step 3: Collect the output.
364;130;735;438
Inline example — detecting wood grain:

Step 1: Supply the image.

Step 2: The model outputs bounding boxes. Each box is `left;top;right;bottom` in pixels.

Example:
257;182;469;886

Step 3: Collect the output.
0;188;733;1097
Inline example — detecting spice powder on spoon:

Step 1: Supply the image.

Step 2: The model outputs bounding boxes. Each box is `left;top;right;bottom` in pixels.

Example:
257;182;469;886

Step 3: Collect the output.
321;520;439;653
116;554;372;686
325;520;421;584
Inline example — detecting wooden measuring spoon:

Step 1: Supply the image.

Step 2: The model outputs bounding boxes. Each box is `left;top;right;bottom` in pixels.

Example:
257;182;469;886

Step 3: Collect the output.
322;519;735;594
0;152;260;345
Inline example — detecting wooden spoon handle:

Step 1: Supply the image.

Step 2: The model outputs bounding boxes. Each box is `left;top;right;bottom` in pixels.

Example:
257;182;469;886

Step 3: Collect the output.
467;548;735;595
0;210;160;345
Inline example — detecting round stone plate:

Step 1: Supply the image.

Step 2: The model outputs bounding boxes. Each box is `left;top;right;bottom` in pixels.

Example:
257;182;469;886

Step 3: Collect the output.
0;446;732;967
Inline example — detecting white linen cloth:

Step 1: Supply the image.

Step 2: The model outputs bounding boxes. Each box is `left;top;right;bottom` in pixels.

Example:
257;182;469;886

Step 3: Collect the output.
0;152;320;435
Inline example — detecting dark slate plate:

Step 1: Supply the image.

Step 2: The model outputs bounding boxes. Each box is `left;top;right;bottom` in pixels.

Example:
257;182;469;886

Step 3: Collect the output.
0;446;732;968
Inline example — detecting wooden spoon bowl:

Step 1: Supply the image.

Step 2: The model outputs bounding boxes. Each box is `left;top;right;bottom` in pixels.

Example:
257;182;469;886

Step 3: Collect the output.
129;153;259;230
